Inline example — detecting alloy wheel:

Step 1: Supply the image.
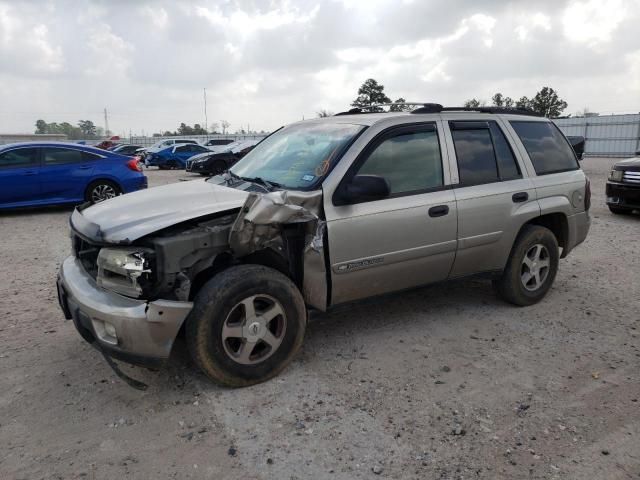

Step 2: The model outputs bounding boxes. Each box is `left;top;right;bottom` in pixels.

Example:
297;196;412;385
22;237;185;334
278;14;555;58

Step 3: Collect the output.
221;294;287;365
91;184;117;203
521;244;550;291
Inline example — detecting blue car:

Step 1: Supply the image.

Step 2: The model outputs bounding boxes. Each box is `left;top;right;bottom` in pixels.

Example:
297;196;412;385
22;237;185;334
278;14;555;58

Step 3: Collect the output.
145;143;211;169
0;142;147;209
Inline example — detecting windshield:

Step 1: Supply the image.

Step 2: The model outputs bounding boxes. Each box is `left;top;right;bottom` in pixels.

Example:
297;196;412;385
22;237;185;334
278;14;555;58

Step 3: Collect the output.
228;122;364;189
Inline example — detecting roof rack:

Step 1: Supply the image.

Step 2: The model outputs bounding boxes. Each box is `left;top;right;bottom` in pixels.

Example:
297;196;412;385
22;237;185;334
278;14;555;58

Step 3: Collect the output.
335;102;442;116
438;106;542;117
334;103;542;117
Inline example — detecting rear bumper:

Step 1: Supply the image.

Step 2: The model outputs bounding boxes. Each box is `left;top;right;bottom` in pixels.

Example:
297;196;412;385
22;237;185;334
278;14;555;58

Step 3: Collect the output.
606;181;640;209
563;210;590;257
57;256;192;367
122;175;147;194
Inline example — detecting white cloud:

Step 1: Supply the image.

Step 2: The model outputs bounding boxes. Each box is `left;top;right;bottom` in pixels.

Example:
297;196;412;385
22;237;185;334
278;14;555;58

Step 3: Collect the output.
0;0;638;135
563;0;626;45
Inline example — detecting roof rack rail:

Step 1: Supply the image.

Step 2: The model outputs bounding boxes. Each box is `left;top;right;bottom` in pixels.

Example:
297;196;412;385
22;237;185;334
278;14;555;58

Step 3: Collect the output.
436;106;542;117
335;102;443;116
334;104;543;117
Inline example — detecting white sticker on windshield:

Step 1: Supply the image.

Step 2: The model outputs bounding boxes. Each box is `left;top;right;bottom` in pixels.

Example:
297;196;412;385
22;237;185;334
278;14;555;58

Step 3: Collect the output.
301;174;315;182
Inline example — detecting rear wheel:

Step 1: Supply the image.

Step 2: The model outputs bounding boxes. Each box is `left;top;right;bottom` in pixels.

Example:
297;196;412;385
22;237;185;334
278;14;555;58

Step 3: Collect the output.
186;265;307;387
609;205;632;214
493;225;559;306
86;180;120;203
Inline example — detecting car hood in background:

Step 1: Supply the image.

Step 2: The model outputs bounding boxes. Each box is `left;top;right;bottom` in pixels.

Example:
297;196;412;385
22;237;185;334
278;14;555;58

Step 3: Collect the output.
614;155;640;170
71;180;248;243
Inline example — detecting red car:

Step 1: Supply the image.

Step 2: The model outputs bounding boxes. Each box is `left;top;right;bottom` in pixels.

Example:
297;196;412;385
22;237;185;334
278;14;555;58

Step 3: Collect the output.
95;136;121;150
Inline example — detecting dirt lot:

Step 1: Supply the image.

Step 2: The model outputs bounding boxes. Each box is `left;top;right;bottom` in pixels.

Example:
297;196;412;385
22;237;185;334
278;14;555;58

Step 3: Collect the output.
1;158;638;480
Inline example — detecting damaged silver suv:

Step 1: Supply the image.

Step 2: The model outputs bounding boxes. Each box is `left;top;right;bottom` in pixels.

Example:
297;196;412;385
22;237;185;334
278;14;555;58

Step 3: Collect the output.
57;104;591;387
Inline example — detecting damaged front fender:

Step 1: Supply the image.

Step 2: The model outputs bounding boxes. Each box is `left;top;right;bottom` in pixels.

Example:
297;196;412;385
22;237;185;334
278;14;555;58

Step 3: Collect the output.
229;190;328;310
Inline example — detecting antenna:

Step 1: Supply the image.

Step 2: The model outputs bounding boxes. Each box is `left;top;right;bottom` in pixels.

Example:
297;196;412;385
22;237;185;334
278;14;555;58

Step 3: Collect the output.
104;107;110;136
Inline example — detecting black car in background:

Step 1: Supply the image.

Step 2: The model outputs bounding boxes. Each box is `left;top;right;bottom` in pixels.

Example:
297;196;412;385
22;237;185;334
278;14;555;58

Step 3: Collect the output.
566;136;585;160
606;150;640;214
186;139;260;175
202;138;235;147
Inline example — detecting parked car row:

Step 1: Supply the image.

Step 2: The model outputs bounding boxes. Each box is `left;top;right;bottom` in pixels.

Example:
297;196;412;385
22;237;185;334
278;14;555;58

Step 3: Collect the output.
0;142;146;209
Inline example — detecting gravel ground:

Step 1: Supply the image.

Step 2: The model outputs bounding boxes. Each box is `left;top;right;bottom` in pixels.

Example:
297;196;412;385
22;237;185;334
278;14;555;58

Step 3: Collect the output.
1;159;638;480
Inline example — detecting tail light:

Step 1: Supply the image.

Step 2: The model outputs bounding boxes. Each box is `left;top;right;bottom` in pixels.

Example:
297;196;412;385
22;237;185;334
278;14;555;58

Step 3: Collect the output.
127;158;143;172
584;177;591;210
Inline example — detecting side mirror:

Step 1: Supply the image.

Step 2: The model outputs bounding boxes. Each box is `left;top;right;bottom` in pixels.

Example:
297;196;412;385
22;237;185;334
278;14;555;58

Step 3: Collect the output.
335;174;390;205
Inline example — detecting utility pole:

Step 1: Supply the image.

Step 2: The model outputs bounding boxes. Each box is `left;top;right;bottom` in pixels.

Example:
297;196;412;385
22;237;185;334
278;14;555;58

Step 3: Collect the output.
104;108;110;137
203;88;208;134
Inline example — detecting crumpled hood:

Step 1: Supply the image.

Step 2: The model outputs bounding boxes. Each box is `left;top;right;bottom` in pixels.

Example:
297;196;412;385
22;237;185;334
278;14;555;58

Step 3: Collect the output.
72;179;248;243
615;155;640;170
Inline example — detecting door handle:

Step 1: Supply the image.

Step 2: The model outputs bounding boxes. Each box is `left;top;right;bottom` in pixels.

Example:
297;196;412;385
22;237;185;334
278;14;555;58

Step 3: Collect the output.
23;171;37;176
78;165;92;170
512;192;529;203
428;205;449;217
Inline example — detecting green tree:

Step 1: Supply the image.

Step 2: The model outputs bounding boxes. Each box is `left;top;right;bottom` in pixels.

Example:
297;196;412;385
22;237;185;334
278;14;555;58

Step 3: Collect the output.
316;109;333;118
351;78;391;111
78;120;97;137
193;123;207;135
177;123;195;135
515;96;532;110
530;87;568;118
491;93;514;108
389;98;413;112
463;98;485;108
35;119;47;134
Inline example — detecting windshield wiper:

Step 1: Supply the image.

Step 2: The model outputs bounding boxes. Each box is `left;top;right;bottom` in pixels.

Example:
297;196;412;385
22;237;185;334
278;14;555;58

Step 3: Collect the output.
240;176;281;191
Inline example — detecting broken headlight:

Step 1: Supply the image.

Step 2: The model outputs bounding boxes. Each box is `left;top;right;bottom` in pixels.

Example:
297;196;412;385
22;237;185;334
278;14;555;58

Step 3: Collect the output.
96;247;154;298
608;169;623;182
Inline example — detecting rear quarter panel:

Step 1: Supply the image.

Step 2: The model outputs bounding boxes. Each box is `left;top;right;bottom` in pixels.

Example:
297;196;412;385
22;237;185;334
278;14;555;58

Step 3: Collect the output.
91;154;146;194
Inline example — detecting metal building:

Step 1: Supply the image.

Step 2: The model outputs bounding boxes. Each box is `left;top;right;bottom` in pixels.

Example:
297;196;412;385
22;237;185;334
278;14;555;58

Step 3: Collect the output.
554;113;640;157
0;133;67;145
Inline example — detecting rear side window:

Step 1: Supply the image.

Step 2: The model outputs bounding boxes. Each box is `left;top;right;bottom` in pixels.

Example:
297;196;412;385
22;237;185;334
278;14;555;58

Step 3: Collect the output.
510;121;579;175
450;121;521;186
0;148;39;168
43;148;94;165
356;128;443;195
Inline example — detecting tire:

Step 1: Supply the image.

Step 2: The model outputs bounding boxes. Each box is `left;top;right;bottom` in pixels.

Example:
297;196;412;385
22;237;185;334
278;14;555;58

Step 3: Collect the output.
609;205;631;215
493;225;559;306
85;180;121;204
158;164;170;170
186;264;307;387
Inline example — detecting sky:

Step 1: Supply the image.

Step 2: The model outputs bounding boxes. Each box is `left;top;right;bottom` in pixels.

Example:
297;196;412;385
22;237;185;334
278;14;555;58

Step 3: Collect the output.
0;0;639;136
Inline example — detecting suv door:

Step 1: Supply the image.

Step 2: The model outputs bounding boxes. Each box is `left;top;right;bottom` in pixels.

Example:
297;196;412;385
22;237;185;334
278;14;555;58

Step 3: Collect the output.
325;123;458;305
0;147;41;206
41;147;100;202
445;119;539;277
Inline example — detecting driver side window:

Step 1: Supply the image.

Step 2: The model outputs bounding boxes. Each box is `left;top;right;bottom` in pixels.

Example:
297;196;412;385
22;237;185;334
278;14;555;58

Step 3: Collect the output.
355;128;444;195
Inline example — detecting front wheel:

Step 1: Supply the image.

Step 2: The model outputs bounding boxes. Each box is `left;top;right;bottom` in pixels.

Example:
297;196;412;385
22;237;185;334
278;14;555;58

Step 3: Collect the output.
493;225;559;306
186;265;307;387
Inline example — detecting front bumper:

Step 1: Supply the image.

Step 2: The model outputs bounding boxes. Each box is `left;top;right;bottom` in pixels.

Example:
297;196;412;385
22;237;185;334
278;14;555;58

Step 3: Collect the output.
606;181;640;209
57;256;193;367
